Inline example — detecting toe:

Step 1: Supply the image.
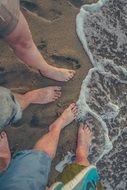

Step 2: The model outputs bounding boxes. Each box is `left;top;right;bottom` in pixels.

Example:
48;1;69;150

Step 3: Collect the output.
54;95;61;99
70;70;75;75
69;70;76;74
68;72;75;79
84;126;89;132
54;86;61;91
73;109;78;117
84;124;88;129
65;71;75;81
79;124;84;133
54;94;61;99
65;78;70;82
79;123;84;128
52;98;57;101
69;103;76;109
84;126;92;135
74;115;77;120
72;105;78;111
73;106;78;113
55;95;61;98
69;74;74;79
55;91;61;96
53;96;59;100
1;132;7;139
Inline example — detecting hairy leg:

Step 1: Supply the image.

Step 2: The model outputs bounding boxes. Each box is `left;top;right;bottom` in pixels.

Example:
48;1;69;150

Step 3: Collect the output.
76;123;93;166
14;86;61;110
34;103;78;159
5;12;75;82
0;132;11;172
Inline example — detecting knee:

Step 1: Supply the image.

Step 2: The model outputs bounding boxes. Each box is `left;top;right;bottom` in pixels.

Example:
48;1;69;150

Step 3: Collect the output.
10;33;33;52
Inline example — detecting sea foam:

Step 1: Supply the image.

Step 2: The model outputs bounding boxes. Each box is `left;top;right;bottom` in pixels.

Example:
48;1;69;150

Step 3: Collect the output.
76;0;127;189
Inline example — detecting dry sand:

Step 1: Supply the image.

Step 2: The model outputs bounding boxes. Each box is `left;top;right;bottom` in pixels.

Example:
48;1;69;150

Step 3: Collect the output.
0;0;94;184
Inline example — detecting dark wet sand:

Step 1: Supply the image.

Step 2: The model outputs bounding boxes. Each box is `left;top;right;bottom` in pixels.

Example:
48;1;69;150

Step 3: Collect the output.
0;0;94;184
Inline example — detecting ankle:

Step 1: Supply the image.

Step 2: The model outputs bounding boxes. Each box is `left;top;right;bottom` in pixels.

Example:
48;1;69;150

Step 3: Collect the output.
24;92;35;105
76;149;88;160
49;124;61;133
17;93;31;110
75;159;90;167
49;118;65;131
76;153;90;166
39;63;52;74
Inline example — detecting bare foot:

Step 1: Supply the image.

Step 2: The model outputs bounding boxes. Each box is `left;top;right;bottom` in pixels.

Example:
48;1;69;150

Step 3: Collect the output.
49;103;78;131
77;123;93;158
0;132;11;172
39;66;75;82
15;86;62;110
26;86;61;104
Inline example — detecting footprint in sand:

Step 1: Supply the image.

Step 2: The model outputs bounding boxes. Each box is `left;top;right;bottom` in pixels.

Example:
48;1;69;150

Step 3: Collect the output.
37;40;47;55
68;0;84;8
51;55;81;70
68;0;99;8
37;41;81;70
20;0;38;11
46;9;62;21
36;42;80;128
20;0;62;21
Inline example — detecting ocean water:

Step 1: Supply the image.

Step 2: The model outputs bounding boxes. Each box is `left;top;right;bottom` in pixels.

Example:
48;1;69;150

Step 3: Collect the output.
76;0;127;189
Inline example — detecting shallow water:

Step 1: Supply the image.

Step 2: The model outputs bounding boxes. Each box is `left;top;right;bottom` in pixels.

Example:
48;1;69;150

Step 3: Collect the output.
76;0;127;189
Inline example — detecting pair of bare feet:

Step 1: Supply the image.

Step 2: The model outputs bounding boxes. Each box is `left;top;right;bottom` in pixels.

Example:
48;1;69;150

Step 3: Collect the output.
54;103;92;166
0;104;93;173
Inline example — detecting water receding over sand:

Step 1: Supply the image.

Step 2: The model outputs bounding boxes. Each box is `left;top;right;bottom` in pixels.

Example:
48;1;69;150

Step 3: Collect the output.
76;0;127;189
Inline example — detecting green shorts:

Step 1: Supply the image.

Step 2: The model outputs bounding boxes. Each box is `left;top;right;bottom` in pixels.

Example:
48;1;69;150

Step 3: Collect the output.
0;0;20;38
53;164;103;190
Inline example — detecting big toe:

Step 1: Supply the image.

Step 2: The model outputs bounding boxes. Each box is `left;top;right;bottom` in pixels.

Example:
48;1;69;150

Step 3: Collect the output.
0;132;7;140
69;70;76;74
54;90;61;97
84;125;92;135
53;86;61;91
69;103;76;109
79;123;85;134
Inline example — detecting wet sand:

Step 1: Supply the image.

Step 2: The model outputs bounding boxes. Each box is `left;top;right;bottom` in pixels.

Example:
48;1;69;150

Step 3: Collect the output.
0;0;93;184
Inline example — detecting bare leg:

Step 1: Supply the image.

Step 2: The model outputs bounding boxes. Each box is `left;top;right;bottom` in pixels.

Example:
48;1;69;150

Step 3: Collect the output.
0;132;11;172
76;123;93;167
5;12;75;82
34;103;78;159
14;86;61;110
